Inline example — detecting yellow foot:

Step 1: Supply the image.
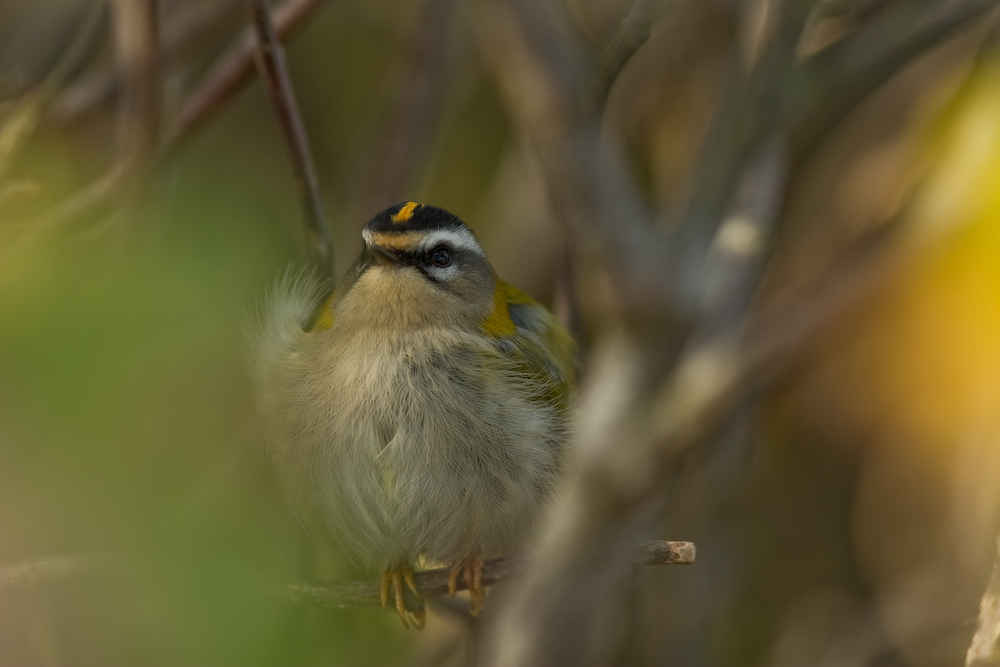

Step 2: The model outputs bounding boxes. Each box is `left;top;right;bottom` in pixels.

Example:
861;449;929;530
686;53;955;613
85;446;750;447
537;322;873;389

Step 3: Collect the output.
447;554;486;616
379;564;425;630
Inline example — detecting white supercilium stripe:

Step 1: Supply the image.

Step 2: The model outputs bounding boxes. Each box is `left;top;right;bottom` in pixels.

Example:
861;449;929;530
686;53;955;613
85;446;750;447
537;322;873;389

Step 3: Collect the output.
416;228;484;255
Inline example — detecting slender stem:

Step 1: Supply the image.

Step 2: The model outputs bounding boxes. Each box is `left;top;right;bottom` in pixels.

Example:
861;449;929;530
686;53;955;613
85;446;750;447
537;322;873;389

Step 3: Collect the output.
248;0;334;279
50;0;246;124
162;0;329;153
590;0;673;116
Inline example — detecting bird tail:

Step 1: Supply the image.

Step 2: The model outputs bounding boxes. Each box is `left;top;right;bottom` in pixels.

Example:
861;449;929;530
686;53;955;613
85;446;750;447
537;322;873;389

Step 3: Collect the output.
246;266;326;389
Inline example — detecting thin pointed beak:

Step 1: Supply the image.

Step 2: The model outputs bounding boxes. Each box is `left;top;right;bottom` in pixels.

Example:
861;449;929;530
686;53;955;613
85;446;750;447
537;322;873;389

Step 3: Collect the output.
370;244;404;267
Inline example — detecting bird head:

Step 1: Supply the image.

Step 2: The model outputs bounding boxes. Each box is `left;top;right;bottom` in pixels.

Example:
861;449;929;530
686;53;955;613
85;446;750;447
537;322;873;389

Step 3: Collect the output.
329;202;511;335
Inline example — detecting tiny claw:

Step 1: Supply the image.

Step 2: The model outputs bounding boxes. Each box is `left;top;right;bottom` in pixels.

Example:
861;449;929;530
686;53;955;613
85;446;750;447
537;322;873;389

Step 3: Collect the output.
403;565;420;598
410;604;426;630
462;557;486;616
471;558;484;615
382;564;424;629
392;569;408;627
449;554;486;616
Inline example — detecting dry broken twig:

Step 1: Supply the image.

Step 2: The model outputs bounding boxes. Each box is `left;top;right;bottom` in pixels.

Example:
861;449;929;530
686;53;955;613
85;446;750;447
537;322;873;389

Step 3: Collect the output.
967;537;1000;666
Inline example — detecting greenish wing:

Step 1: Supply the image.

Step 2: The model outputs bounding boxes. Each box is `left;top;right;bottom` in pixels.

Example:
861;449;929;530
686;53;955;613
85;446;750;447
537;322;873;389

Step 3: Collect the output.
500;282;578;411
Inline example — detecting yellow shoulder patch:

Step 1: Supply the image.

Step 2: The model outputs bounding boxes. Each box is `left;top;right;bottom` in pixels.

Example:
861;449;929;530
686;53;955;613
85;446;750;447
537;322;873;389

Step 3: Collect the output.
311;291;336;331
391;202;420;224
481;281;518;338
502;281;539;306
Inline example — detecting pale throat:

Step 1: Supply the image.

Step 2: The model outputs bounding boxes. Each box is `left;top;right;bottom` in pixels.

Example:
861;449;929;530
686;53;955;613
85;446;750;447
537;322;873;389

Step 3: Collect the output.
338;268;472;332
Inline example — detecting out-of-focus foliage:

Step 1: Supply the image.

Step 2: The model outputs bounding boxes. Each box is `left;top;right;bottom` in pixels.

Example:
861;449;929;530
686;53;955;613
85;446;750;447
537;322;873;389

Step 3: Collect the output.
0;0;999;665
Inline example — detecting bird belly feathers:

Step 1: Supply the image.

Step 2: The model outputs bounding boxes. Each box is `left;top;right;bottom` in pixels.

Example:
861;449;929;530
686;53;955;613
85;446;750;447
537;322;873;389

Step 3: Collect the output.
255;297;563;571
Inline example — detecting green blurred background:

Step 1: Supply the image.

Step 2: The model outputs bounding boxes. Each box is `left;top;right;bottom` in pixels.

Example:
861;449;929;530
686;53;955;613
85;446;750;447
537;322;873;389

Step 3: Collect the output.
1;0;999;665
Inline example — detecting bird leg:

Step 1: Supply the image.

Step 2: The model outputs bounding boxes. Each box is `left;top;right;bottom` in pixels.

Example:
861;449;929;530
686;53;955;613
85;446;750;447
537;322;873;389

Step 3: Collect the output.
447;553;486;616
380;564;425;629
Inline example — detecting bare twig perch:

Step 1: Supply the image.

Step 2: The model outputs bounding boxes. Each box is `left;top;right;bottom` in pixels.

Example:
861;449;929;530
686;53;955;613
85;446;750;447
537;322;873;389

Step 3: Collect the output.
270;540;695;610
0;541;693;613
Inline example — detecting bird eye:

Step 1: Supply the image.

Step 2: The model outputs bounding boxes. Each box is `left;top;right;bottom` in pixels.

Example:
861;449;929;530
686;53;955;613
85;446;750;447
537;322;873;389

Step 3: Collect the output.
430;245;452;267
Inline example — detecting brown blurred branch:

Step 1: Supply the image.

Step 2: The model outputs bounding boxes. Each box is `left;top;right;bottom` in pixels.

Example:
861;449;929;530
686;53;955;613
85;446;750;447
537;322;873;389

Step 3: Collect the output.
0;553;120;593
248;0;334;278
50;0;247;124
590;0;675;116
478;0;670;318
471;0;977;663
0;1;107;182
112;0;160;182
671;0;811;303
0;541;693;611
967;537;1000;666
360;0;461;213
271;540;695;610
4;0;331;262
790;0;1000;161
162;0;330;152
699;135;787;337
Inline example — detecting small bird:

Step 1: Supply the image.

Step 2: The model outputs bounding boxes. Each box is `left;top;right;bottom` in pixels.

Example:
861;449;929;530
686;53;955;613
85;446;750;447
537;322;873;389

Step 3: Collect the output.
252;202;576;627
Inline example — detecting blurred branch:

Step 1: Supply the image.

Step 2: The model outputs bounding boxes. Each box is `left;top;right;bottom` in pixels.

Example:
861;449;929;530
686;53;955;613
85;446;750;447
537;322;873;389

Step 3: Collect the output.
699;135;787;337
475;2;749;663
360;0;460;213
789;0;1000;161
111;0;161;183
0;541;693;610
248;0;334;279
553;0;679;338
0;553;119;593
162;0;330;152
581;218;903;512
271;540;695;610
478;0;670;321
0;1;108;182
671;0;811;304
967;537;1000;666
4;0;331;262
473;0;964;663
590;0;675;116
50;0;247;124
